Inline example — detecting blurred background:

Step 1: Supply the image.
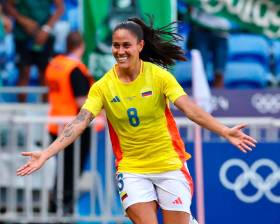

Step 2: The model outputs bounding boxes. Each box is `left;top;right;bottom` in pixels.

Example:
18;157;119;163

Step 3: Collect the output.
0;0;279;223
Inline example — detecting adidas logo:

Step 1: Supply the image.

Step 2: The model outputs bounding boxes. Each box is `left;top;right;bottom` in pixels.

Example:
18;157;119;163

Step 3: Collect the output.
111;96;121;102
172;197;183;205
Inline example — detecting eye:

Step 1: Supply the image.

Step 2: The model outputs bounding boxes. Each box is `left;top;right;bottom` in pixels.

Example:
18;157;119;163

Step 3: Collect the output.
112;43;120;48
123;43;131;48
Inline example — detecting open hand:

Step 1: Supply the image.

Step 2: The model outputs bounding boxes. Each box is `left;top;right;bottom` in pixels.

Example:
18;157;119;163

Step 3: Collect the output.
16;151;47;176
225;124;257;153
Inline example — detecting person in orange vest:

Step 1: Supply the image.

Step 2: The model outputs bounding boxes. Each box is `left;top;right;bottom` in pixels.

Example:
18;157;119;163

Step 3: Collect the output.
45;31;97;214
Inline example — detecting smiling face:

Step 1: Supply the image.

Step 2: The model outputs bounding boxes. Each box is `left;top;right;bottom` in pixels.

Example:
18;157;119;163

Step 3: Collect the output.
112;28;144;70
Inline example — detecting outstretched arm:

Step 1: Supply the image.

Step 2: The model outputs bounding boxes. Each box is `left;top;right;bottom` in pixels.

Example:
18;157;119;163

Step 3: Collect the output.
174;95;257;153
17;109;94;176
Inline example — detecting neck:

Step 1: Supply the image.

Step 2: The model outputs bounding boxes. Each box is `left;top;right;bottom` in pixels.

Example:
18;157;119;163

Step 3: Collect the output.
118;60;141;83
68;48;83;60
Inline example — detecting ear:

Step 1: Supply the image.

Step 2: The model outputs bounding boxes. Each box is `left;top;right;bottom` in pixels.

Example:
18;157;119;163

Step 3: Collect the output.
138;40;144;52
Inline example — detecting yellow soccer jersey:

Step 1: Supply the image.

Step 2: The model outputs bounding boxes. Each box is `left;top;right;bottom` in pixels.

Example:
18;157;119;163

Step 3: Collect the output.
83;61;191;173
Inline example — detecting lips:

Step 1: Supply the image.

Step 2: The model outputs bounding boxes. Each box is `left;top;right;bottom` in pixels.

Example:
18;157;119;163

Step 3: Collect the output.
117;56;128;63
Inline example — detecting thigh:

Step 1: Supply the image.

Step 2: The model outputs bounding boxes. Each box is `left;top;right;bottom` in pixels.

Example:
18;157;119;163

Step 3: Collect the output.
162;210;190;224
126;201;158;224
153;168;192;224
116;173;158;223
154;168;192;213
116;173;158;210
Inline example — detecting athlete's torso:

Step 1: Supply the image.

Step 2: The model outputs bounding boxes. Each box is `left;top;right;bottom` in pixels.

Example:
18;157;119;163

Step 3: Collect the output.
83;61;190;173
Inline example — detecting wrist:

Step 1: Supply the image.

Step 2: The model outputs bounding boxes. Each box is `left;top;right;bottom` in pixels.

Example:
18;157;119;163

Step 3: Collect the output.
41;150;51;161
221;126;230;139
41;24;52;34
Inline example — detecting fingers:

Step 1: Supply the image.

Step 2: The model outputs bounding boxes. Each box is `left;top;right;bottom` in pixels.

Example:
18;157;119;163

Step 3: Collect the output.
17;168;32;176
236;143;248;153
236;145;246;153
241;134;257;151
16;163;37;176
16;163;30;173
235;123;247;130
232;124;257;154
240;142;252;152
17;153;34;176
243;139;256;148
16;167;28;176
26;167;37;176
244;135;257;144
17;151;43;176
21;151;33;156
237;138;257;153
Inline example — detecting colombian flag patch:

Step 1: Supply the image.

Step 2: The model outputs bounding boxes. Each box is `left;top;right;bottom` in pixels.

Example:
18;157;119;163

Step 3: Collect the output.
121;192;128;201
141;91;152;97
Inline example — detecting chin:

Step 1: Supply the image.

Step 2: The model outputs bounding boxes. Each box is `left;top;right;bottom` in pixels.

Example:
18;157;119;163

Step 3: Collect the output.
118;63;130;69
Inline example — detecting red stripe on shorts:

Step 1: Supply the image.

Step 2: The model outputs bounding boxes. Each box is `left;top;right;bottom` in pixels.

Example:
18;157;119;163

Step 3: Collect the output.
181;163;194;196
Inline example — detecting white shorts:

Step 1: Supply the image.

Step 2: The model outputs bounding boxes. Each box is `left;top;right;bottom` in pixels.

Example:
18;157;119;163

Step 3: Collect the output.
116;163;193;213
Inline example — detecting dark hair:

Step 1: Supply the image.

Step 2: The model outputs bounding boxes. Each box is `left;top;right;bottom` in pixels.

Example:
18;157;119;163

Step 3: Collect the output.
66;31;84;53
113;16;187;68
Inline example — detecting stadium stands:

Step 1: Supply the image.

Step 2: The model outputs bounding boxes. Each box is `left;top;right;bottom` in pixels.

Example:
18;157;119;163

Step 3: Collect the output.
224;61;267;88
228;34;270;69
272;40;280;85
172;30;278;89
225;34;271;88
1;0;280;100
173;59;215;88
0;0;78;103
173;60;192;87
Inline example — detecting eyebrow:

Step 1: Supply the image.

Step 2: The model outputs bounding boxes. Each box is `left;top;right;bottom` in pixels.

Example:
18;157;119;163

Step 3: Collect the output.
112;41;131;44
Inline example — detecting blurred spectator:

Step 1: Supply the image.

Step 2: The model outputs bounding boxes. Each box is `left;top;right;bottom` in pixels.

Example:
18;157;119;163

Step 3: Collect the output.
0;1;12;36
45;31;94;214
6;0;64;102
0;1;12;88
187;6;236;88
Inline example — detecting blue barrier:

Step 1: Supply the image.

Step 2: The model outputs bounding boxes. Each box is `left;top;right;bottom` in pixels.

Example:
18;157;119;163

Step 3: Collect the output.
77;130;127;224
187;142;280;224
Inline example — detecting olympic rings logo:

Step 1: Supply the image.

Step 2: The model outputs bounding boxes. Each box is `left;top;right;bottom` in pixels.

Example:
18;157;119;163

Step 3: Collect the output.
219;159;280;203
251;93;280;114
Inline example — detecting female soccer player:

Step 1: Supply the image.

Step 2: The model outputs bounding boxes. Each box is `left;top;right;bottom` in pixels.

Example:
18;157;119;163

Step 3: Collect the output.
17;17;257;224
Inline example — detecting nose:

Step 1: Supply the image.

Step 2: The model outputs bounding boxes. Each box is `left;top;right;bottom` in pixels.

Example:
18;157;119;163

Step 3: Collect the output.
118;46;125;54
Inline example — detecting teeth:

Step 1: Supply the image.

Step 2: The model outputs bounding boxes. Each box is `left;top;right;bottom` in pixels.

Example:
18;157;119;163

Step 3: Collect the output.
118;57;128;62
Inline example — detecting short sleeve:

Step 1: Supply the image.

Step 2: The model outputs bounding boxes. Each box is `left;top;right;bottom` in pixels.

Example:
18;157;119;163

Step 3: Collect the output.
70;67;91;97
82;83;104;117
161;70;187;103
